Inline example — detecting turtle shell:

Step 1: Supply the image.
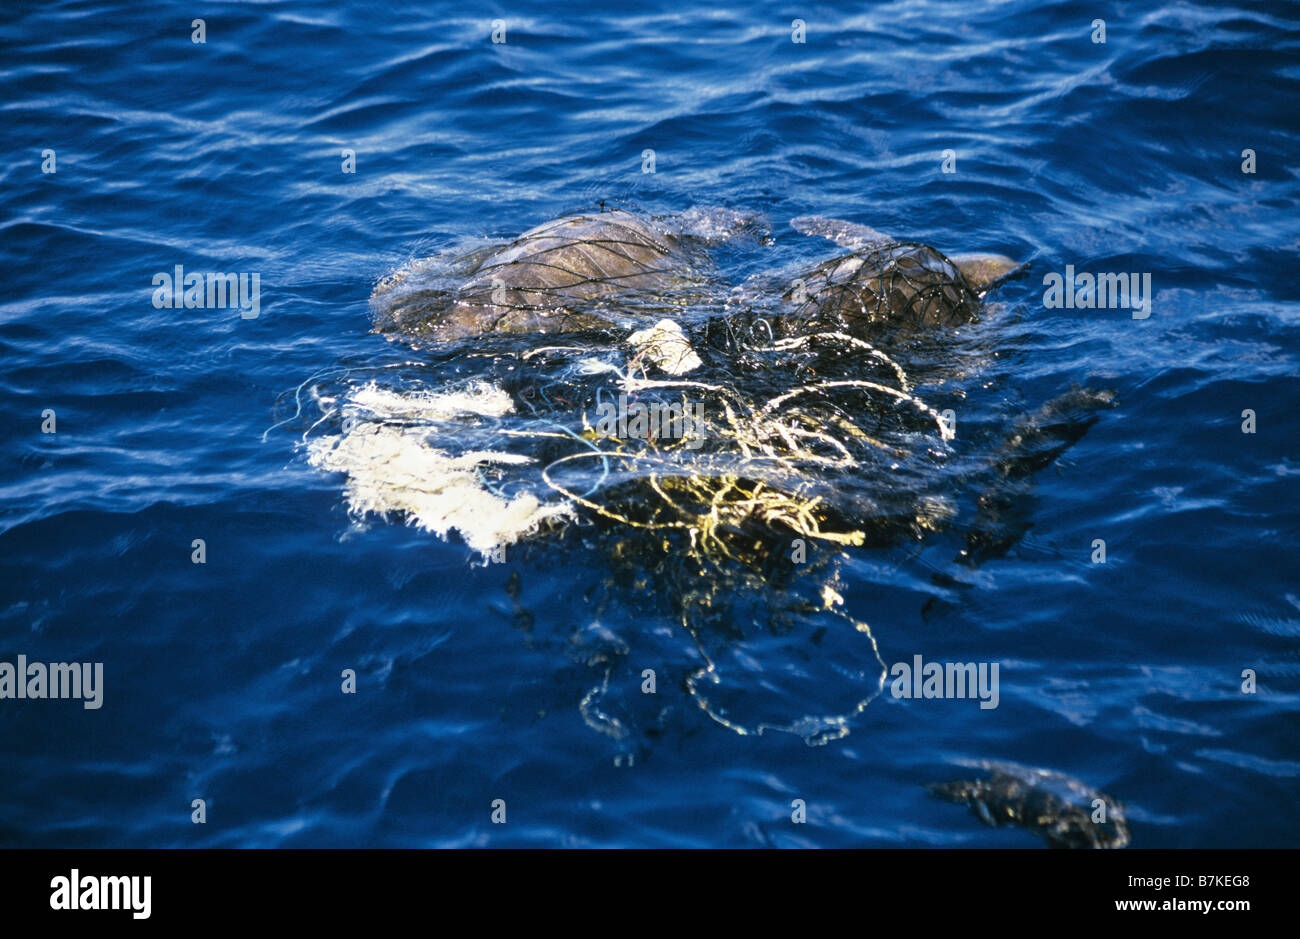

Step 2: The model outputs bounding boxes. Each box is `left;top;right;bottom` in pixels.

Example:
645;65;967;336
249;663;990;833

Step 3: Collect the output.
373;210;712;342
779;241;981;343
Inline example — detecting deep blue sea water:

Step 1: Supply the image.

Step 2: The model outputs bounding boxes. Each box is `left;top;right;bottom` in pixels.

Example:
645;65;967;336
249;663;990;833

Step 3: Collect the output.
2;0;1298;848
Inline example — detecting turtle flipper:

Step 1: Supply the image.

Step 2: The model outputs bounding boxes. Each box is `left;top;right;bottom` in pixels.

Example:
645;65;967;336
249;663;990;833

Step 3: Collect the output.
790;216;893;250
948;252;1025;295
957;386;1117;566
988;386;1118;481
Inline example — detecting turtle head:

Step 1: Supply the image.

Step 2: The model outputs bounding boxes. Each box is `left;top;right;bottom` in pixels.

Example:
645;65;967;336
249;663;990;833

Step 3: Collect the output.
948;252;1025;295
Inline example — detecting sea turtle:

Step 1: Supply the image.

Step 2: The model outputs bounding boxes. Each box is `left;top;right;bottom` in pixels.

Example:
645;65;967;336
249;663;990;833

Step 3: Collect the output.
371;207;766;344
771;215;1023;343
930;760;1131;848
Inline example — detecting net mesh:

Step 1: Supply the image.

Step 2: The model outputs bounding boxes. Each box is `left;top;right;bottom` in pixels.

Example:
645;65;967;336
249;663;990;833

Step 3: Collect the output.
778;240;982;343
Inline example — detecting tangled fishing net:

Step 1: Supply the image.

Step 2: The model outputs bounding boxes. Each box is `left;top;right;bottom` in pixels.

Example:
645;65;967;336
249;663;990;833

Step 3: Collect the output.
281;211;992;744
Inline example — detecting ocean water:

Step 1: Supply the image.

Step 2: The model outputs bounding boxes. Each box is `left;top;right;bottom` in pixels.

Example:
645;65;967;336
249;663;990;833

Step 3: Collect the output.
1;0;1298;848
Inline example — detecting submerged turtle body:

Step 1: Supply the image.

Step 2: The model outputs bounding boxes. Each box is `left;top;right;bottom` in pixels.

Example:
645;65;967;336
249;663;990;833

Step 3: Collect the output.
930;761;1131;849
373;208;760;343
